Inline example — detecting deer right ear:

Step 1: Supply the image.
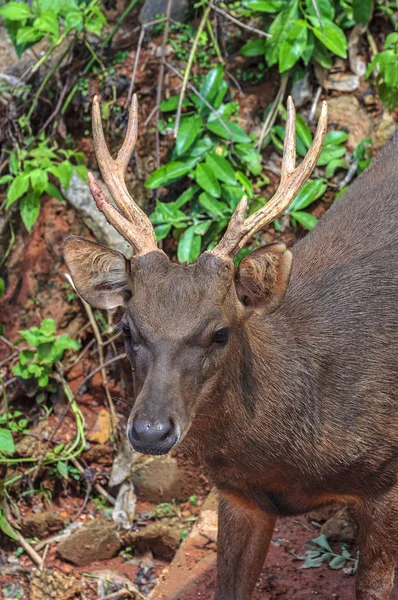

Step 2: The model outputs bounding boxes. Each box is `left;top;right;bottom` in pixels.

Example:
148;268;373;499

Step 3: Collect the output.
64;236;131;310
235;243;292;315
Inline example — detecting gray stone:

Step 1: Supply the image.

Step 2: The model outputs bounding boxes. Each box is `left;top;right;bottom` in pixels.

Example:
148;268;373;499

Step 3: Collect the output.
291;73;312;108
139;0;188;25
57;519;121;566
125;520;184;560
62;172;133;258
131;455;186;503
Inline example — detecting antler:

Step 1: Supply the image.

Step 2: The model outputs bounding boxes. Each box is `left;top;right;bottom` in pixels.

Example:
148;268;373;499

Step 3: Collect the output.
211;97;328;260
89;94;159;255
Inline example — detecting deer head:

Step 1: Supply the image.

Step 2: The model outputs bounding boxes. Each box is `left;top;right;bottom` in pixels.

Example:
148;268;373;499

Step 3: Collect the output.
64;94;327;455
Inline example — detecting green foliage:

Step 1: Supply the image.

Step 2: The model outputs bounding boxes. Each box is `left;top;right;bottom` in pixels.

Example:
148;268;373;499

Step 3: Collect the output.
367;32;398;111
294;533;359;573
0;0;107;57
0;509;19;541
146;66;269;263
12;318;80;388
1;135;87;232
239;0;376;74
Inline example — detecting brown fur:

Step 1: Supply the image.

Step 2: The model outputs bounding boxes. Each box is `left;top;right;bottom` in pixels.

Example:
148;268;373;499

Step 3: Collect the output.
65;129;398;599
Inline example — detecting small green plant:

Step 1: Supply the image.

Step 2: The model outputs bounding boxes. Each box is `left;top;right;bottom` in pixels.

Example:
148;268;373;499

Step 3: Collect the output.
0;0;107;58
367;32;398;111
155;502;176;518
0;411;29;434
0;135;87;231
12;318;80;388
293;533;359;573
146;66;268;263
239;0;373;73
189;494;198;506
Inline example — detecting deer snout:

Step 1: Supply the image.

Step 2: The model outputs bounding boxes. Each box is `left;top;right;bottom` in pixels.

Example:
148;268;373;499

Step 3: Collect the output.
127;417;179;455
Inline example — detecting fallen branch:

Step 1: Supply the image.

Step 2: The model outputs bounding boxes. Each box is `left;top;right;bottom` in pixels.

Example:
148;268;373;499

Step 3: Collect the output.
208;2;271;38
17;531;43;569
257;75;288;149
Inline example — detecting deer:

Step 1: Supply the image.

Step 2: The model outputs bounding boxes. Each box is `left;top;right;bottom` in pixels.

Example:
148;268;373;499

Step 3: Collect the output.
64;93;398;600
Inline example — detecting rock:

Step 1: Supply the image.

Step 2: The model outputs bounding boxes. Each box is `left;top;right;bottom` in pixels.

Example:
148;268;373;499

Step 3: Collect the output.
83;443;113;465
320;96;372;150
62;172;133;258
348;25;367;76
15;420;53;458
30;568;81;600
326;72;360;92
22;511;64;539
372;110;397;153
320;505;358;543
109;441;138;488
87;408;112;444
139;0;187;25
125;520;184;560
57;519;121;566
291;73;312;108
307;504;344;523
132;455;186;503
196;506;218;543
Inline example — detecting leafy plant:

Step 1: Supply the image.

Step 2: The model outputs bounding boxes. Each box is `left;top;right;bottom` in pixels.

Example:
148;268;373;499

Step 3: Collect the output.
12;318;80;388
293;533;359;573
0;135;87;231
239;0;373;73
0;411;29;434
146;66;269;263
0;0;107;58
367;32;398;111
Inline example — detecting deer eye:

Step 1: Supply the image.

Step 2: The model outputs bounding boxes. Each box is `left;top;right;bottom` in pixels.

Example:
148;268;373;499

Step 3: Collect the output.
121;323;131;337
212;328;230;346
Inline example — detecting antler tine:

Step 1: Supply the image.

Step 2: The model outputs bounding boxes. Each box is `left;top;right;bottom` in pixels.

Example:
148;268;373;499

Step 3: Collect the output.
90;94;159;255
211;98;328;260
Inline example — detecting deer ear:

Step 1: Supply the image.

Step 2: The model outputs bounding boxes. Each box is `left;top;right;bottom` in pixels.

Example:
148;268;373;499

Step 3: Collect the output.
64;236;131;310
235;243;292;314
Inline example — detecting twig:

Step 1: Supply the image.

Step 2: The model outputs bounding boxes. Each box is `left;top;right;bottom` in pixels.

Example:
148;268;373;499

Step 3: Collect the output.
70;457;116;505
37;71;73;137
65;338;96;372
310;0;325;38
174;5;211;138
104;0;140;49
257;75;288;149
155;0;173;168
40;544;50;570
309;85;322;124
144;104;159;127
0;336;15;351
165;62;234;141
101;589;133;600
0;351;18;368
17;531;43;569
208;2;271;38
76;353;127;397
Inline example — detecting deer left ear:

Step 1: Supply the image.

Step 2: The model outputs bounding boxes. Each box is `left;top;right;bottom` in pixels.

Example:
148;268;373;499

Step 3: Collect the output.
235;243;292;314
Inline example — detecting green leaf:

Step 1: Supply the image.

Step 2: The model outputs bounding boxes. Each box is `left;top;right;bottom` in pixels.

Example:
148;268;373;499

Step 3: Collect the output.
289;180;327;211
46;182;64;202
317;145;346;166
38;374;49;387
352;0;373;25
160;95;191;112
9;151;19;175
0;512;18;540
279;21;308;72
16;26;43;45
312;534;333;552
20;349;34;366
295;115;312;149
64;10;84;34
0;278;4;299
310;17;347;59
34;11;60;38
222;184;246;209
207;119;251;143
0;2;32;20
154;223;172;241
0;428;15;455
325;158;349;179
195;163;221;197
312;39;332;68
40;318;56;336
145;161;195;188
175;115;203;156
198;66;224;110
199;192;229;218
6;173;30;208
242;0;285;11
194;220;212;235
30;169;48;194
291;211;318;230
241;39;267;57
205;153;236;185
175;185;199;209
305;0;334;20
329;555;347;570
57;461;69;479
265;1;299;67
236;171;253;197
235;144;263;175
324;131;349;145
0;175;13;185
20;192;40;232
56;160;74;189
177;225;201;264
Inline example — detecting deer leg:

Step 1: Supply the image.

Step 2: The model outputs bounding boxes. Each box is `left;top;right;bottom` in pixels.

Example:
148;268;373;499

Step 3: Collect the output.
356;490;398;600
215;496;276;600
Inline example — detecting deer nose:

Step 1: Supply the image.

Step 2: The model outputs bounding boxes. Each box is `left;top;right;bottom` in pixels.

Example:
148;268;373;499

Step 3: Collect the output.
128;418;178;455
